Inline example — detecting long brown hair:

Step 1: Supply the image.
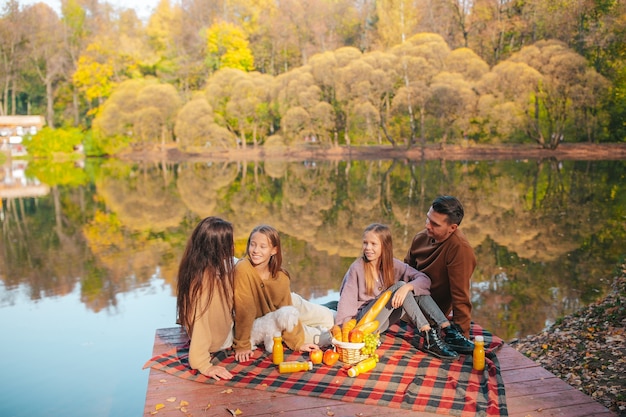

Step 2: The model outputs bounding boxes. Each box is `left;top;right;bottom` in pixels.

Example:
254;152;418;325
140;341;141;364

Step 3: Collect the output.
245;224;289;279
176;217;235;337
362;223;395;295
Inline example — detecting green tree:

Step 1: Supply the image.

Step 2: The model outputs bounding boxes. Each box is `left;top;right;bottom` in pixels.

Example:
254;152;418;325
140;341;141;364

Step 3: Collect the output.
22;126;84;157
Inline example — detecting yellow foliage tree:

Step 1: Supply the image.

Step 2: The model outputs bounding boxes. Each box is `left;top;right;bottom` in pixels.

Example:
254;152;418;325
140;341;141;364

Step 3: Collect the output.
73;49;115;115
206;21;255;71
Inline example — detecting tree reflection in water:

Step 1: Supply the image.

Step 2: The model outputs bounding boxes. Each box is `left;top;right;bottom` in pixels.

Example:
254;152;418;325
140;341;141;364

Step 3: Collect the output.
1;157;624;340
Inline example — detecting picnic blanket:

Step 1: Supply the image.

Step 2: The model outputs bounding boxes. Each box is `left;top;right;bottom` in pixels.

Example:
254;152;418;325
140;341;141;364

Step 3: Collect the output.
143;322;507;416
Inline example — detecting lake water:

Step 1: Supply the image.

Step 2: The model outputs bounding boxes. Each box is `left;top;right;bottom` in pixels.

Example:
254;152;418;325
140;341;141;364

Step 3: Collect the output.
1;156;624;417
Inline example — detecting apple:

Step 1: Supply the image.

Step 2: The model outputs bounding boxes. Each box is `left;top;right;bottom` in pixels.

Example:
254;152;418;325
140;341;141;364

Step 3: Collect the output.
310;349;323;365
323;349;340;366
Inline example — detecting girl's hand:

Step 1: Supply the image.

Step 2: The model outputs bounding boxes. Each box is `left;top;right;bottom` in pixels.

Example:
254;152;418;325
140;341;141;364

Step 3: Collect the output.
234;349;254;362
298;343;320;353
391;284;413;308
205;365;234;381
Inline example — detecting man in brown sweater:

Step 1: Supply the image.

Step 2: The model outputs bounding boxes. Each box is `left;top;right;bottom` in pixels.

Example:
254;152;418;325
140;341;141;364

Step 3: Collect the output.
404;195;476;352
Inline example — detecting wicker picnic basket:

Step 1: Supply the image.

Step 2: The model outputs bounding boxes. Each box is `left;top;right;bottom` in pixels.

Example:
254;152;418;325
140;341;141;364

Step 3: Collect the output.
331;338;369;365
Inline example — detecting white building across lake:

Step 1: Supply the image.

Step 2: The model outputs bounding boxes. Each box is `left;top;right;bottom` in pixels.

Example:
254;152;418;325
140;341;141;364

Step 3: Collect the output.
0;115;46;157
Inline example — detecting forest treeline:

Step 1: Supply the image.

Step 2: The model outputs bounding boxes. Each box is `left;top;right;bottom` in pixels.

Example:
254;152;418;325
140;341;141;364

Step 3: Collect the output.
1;0;625;155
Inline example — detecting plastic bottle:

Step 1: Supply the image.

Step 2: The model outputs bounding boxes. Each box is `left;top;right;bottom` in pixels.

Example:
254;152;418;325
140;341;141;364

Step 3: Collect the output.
272;333;284;365
278;361;313;373
473;335;485;371
347;356;378;377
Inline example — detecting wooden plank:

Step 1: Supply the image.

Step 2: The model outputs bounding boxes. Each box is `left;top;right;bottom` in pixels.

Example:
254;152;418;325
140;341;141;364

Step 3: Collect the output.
144;328;617;417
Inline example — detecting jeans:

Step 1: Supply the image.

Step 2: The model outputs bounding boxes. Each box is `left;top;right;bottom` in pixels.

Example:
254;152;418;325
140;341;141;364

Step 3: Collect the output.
357;281;449;333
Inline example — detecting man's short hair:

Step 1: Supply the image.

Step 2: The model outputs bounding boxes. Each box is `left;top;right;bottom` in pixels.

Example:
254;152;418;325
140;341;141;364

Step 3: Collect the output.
432;195;464;226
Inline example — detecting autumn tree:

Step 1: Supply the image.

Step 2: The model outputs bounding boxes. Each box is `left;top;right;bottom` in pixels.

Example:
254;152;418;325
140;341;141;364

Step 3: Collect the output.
0;0;27;116
335;51;400;145
509;40;609;148
23;3;68;128
135;82;181;148
391;33;450;147
92;78;181;152
426;71;476;144
147;0;207;95
72;43;115;116
60;0;89;126
206;21;254;72
376;0;421;48
474;60;541;142
227;72;273;147
273;67;328;145
175;97;235;150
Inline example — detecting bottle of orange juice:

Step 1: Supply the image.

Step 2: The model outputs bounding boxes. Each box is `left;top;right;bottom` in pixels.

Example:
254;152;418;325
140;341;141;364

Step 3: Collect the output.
347;356;378;377
272;334;284;365
473;335;485;371
278;361;313;373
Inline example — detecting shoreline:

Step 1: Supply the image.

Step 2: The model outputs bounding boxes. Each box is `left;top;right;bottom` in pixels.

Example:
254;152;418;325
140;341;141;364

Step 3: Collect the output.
119;143;626;162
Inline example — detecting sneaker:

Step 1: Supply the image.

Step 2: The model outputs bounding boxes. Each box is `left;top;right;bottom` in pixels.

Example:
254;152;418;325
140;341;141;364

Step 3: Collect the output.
443;324;475;354
418;328;459;361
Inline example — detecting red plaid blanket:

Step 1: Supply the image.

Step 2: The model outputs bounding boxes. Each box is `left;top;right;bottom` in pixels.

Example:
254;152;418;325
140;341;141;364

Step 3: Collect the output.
143;322;507;416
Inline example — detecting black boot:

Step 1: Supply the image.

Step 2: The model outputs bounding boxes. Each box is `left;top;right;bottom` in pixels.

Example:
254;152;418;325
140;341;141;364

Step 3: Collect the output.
418;328;459;361
442;324;475;354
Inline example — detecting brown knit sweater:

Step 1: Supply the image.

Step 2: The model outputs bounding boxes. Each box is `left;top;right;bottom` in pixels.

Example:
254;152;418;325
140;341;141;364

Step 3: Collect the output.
404;229;476;337
232;258;305;352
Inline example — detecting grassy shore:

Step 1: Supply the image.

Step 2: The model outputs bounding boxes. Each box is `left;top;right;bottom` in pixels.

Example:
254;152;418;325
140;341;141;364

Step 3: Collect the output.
119;142;626;162
512;261;626;416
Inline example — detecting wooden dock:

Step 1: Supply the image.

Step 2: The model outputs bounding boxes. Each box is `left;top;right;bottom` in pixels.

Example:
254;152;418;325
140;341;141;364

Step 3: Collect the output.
144;327;617;417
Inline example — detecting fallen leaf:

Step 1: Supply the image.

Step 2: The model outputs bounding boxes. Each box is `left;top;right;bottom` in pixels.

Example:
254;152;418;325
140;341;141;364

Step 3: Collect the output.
155;404;165;411
150;412;158;415
203;403;211;411
166;397;176;402
180;406;188;413
179;400;189;407
326;411;335;416
159;379;167;383
221;388;233;394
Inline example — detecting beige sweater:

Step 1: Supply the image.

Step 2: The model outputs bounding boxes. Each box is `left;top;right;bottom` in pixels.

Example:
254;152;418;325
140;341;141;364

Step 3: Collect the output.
232;258;305;352
187;286;234;376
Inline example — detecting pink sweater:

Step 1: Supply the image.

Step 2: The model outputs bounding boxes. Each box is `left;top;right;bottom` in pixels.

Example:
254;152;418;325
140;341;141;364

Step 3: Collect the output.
335;257;431;325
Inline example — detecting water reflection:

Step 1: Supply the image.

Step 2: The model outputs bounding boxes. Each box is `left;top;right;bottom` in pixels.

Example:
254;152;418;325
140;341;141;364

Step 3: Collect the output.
0;157;624;416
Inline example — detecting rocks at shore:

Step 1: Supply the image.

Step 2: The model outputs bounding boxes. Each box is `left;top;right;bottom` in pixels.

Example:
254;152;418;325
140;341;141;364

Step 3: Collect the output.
512;262;626;416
